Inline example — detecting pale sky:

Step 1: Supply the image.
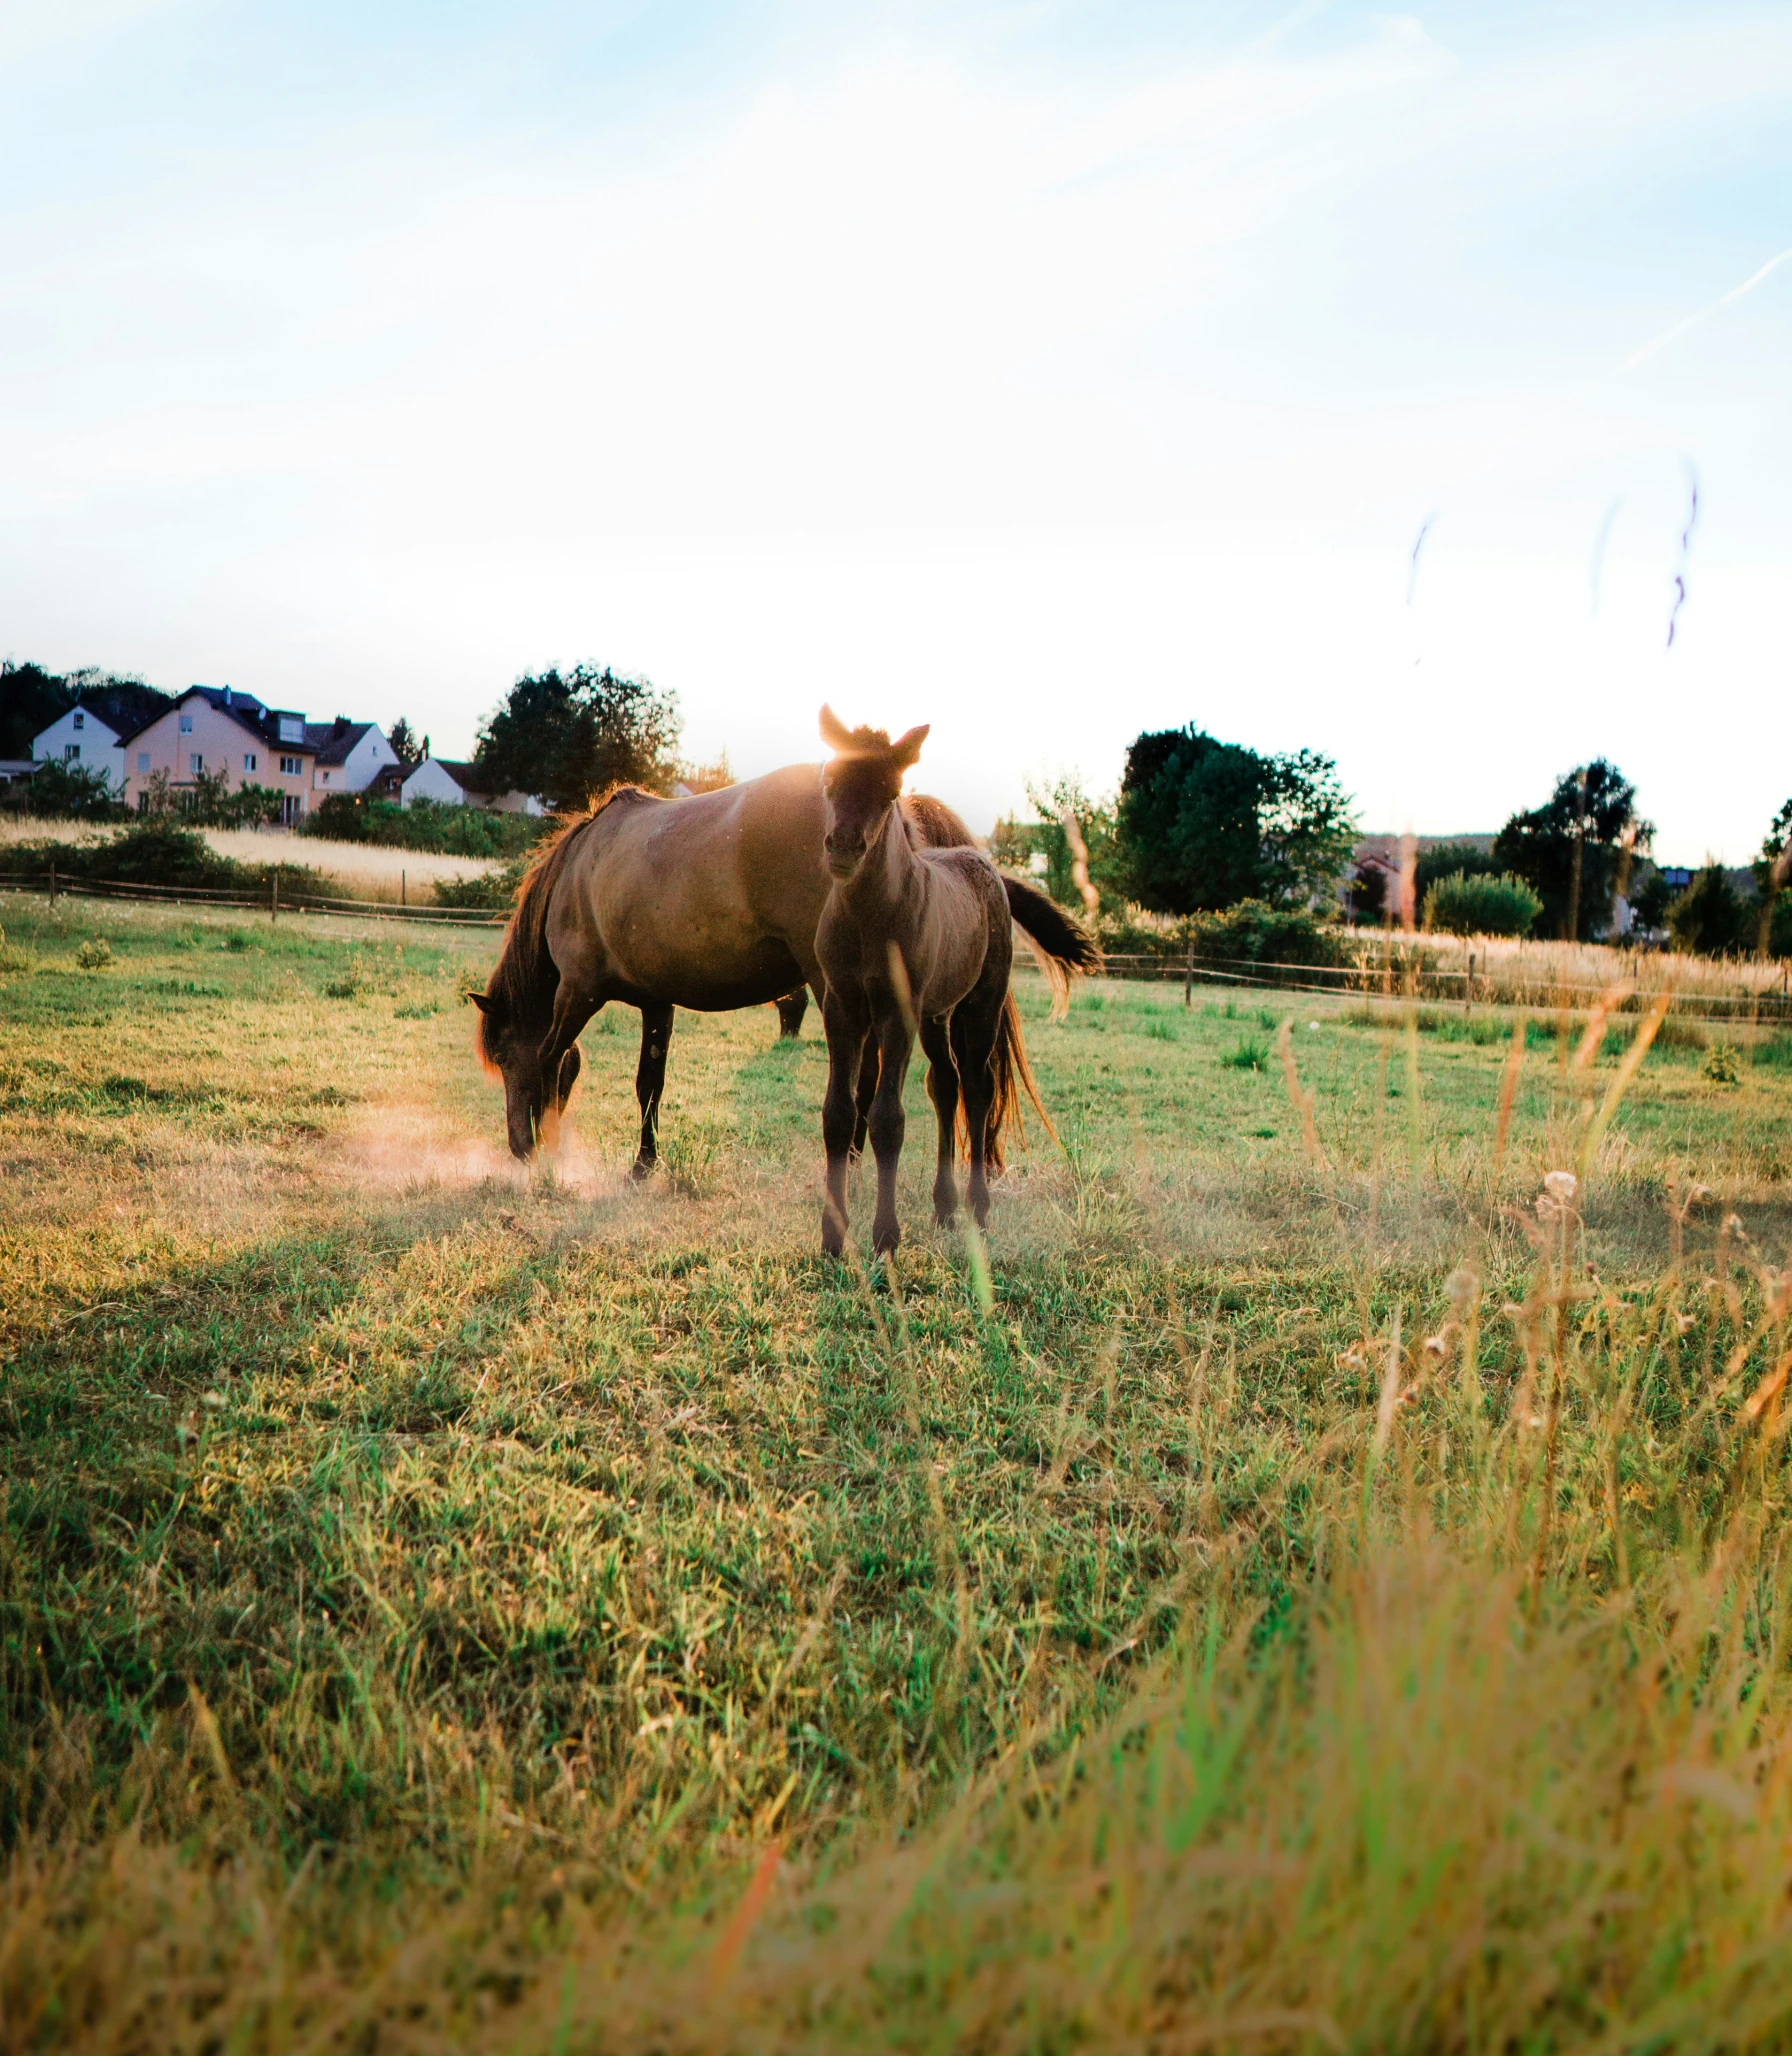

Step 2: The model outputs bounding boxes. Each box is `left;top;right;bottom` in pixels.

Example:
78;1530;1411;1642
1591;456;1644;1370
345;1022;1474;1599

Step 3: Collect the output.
2;2;1788;859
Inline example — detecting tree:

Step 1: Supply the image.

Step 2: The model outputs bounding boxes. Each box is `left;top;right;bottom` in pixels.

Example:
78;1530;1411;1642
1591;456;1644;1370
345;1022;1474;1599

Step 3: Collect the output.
386;717;422;768
474;665;681;814
1668;865;1749;958
1491;760;1652;941
0;661;74;759
1112;726;1357;916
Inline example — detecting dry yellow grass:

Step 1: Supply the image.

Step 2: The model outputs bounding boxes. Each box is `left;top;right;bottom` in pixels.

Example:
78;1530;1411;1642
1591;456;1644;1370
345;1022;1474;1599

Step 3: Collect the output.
0;816;501;901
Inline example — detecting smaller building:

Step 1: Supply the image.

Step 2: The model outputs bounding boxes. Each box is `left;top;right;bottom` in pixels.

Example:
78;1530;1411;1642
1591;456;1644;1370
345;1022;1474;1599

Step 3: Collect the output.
306;718;400;798
397;755;544;816
31;681;174;793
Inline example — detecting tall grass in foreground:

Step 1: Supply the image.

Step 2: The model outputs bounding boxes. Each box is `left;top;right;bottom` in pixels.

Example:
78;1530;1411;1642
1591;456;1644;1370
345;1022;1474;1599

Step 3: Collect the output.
7;1207;1792;2045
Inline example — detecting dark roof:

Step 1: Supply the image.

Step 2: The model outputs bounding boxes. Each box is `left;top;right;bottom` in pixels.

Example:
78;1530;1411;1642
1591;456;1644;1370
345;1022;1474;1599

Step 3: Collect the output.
118;685;315;754
429;758;492;797
305;718;375;767
68;681;174;738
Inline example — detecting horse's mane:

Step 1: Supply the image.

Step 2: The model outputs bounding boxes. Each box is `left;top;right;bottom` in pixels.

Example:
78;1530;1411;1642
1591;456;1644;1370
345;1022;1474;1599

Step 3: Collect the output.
476;784;655;1066
900;791;977;850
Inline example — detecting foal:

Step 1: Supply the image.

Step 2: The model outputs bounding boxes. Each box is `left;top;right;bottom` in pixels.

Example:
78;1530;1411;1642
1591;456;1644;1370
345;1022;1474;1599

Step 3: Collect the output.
816;708;1038;1256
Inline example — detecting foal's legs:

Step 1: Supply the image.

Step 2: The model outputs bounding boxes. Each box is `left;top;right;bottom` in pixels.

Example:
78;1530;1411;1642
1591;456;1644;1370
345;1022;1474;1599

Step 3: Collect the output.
775;987;809;1040
850;1038;878;1160
920;1014;960;1225
867;1013;915;1256
820;996;869;1256
632;1002;675;1179
951;994;1003;1230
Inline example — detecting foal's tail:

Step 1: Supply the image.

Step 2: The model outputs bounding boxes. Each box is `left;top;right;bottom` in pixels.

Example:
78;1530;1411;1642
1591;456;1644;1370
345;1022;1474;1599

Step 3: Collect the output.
1002;876;1103;1022
982;988;1056;1173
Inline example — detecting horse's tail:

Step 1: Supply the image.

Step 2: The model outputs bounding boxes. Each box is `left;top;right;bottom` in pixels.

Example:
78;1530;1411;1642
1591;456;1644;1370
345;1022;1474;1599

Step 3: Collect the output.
980;987;1057;1173
1001;875;1103;1022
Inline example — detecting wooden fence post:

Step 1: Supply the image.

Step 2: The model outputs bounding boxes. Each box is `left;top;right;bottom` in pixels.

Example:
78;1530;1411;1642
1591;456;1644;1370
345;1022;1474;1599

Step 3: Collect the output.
271;869;278;924
48;860;57;908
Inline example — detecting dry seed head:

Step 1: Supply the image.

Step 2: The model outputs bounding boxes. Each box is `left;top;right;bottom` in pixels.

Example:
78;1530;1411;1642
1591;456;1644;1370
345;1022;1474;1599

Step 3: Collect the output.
1443;1264;1480;1311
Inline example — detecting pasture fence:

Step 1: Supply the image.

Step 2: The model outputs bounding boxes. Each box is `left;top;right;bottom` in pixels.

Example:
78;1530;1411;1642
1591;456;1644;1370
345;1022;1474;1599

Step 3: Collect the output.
0;868;506;927
5;868;1788;1036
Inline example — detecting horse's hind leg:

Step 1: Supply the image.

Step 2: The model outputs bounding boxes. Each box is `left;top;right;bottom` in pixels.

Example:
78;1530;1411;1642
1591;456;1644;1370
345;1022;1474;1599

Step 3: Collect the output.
775;987;809;1040
632;1002;674;1180
921;1014;959;1225
952;996;1002;1230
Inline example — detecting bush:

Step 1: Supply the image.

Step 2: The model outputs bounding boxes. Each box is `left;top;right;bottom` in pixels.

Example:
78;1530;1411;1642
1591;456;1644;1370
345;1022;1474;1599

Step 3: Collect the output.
302;794;548;859
1422;870;1542;938
0;823;328;898
434;854;530;911
4;758;128;820
75;938;113;969
1186;900;1344;972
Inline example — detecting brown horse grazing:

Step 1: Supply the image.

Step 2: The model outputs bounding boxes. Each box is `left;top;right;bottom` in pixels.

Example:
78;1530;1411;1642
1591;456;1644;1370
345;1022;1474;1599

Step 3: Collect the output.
815;709;1101;1256
472;766;1010;1171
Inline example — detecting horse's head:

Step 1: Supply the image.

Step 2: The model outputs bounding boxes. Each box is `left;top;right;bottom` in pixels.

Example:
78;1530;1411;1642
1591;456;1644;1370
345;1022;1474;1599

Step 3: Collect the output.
471;987;583;1160
818;705;929;882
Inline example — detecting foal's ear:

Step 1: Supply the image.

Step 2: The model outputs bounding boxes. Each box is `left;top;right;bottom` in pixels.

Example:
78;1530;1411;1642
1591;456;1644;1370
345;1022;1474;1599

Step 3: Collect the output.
467;990;491;1013
891;723;930;769
818;704;855;754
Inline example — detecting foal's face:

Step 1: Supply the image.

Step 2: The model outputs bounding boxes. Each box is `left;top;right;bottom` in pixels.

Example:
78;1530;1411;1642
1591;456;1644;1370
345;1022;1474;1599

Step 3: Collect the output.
819;708;930;883
472;995;583;1160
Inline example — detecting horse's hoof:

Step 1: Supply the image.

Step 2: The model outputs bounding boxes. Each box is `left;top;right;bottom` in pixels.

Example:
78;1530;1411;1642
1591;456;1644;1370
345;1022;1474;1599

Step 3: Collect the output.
872;1224;901;1257
933;1199;958;1227
630;1156;655;1183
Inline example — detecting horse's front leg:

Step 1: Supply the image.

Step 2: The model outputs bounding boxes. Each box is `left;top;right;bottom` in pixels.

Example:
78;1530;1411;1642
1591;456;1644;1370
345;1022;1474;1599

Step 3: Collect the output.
920;1014;959;1225
820;998;867;1256
867;1013;915;1257
850;1037;878;1161
632;1002;674;1179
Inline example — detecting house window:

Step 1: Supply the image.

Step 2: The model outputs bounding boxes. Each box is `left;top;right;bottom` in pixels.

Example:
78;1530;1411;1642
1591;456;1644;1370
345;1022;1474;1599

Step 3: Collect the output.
190;753;204;774
278;717;302;743
243;753;258;773
64;743;80;761
179;713;194;734
320;770;330;784
280;755;302;776
72;711;84;730
137;752;151;774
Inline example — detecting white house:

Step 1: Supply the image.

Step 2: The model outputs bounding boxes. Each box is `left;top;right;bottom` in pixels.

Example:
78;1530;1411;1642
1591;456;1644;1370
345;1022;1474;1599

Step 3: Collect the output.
32;683;174;792
306;719;400;798
121;685;317;825
397;755;545;815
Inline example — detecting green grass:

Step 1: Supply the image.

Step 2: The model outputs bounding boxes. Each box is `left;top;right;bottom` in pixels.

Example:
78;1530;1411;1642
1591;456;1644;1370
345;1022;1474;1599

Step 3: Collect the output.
2;895;1791;2050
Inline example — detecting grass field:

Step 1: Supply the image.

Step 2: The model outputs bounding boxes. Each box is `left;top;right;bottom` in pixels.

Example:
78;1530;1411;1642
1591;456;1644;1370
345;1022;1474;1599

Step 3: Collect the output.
3;890;1792;2052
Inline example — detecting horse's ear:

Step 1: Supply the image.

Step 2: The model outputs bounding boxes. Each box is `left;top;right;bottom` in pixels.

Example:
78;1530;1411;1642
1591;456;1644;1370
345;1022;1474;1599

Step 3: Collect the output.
891;723;930;769
467;990;490;1012
819;705;855;754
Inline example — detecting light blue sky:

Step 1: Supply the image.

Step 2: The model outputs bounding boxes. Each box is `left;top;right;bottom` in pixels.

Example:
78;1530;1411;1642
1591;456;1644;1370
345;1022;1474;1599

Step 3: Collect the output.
3;1;1788;856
